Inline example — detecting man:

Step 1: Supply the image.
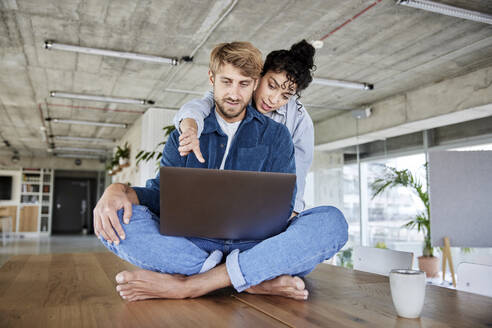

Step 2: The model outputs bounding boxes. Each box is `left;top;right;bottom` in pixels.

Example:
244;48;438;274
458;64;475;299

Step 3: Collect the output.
93;42;348;301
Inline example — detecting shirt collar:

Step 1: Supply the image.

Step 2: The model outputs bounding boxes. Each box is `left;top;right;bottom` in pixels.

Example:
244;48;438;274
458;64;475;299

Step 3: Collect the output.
274;105;287;116
203;104;265;135
275;96;298;116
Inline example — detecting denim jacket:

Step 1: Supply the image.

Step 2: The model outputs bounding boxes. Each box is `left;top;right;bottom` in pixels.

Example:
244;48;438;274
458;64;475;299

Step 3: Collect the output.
134;105;296;216
173;91;313;213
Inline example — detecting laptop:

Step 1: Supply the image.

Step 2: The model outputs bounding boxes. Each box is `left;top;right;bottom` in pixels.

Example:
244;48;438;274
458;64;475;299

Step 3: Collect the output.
159;167;296;240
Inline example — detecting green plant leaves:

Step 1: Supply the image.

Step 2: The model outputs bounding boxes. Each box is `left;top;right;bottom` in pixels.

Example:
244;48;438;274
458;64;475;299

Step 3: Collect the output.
371;164;433;256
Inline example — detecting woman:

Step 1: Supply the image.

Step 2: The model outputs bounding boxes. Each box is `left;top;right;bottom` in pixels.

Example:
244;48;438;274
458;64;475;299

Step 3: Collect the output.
174;40;315;215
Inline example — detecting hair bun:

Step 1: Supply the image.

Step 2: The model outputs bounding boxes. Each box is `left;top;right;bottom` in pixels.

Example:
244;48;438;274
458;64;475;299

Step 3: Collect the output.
289;40;315;69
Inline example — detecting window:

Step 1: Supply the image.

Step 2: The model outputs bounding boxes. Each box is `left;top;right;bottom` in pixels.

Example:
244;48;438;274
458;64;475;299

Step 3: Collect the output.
307;140;492;273
364;153;427;258
342;163;360;248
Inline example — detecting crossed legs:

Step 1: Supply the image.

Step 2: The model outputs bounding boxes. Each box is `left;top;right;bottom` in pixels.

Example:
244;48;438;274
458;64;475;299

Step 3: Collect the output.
100;205;348;301
114;265;309;301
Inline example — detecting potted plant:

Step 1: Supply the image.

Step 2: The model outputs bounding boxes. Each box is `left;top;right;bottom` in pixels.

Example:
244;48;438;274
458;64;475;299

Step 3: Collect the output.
106;157;116;175
116;142;130;168
112;154;121;174
106;163;114;176
371;165;439;277
336;247;353;269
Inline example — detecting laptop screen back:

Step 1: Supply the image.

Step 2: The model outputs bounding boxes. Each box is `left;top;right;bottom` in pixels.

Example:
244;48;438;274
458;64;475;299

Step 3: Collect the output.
159;167;296;240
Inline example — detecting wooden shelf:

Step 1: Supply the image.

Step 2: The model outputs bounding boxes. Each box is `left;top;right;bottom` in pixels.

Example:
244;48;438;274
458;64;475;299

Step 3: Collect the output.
19;168;54;235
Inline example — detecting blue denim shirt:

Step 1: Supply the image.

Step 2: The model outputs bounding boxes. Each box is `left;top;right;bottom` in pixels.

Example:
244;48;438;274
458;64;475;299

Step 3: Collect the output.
134;105;296;216
173;91;313;213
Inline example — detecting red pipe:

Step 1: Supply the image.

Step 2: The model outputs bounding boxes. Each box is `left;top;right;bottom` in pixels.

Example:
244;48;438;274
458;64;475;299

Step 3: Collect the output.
320;0;383;41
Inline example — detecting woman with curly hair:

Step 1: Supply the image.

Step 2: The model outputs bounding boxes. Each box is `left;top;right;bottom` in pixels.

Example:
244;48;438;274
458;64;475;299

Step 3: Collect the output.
175;40;316;215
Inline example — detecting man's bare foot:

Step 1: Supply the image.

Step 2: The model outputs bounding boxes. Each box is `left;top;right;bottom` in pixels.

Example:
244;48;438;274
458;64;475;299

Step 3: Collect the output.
116;264;233;302
245;275;308;300
115;270;190;301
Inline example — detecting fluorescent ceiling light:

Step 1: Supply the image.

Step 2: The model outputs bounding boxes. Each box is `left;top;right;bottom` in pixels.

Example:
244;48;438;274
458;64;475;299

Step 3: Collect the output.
44;40;179;65
47;118;127;128
312;78;374;91
304;104;356;111
148;107;180;112
55;153;104;159
164;88;205;96
50;91;154;105
55;147;108;154
396;0;492;25
54;136;116;143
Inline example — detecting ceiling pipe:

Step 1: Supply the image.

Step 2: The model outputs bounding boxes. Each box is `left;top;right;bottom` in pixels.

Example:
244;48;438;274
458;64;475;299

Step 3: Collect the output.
154;0;239;98
37;104;52;149
189;0;239;58
312;0;383;47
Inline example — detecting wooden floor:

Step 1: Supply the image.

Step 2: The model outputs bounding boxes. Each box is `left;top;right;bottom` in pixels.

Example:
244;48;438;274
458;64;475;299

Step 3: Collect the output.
0;252;491;327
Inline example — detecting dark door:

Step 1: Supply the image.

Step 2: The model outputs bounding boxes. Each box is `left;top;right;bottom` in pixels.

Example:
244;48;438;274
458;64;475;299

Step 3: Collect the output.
52;178;96;234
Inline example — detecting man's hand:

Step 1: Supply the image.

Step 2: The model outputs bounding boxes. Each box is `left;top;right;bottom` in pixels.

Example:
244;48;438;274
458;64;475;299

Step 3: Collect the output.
178;118;205;163
93;183;139;245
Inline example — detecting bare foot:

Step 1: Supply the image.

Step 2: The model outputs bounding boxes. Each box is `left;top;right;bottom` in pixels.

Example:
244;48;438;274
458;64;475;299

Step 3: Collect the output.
115;270;189;301
245;275;308;300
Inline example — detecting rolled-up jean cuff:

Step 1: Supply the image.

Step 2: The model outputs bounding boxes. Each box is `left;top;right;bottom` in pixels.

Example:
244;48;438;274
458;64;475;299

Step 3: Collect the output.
226;249;249;292
200;250;223;273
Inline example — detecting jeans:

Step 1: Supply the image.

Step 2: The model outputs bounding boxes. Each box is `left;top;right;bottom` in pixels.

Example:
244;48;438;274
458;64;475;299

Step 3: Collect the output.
100;204;348;292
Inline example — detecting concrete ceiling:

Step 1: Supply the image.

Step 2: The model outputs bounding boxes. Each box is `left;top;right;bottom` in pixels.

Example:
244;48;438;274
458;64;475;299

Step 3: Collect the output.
1;0;491;159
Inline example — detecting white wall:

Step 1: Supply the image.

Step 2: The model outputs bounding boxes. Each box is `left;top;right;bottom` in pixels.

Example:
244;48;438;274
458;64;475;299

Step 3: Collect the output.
0;169;21;205
111;115;143;187
111;108;177;188
138;108;177;186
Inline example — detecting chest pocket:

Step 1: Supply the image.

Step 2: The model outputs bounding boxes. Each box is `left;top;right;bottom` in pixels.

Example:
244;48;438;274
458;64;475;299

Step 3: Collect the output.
237;145;269;170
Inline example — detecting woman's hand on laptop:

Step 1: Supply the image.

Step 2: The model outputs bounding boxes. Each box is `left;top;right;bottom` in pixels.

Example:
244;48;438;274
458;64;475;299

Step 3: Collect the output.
178;118;205;163
93;183;139;245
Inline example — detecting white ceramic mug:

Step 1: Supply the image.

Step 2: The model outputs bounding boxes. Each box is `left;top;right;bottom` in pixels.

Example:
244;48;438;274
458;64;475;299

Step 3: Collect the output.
389;269;426;319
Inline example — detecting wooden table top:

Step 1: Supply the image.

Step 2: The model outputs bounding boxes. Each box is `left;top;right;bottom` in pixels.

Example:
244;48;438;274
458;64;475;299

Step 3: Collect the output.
0;252;491;328
234;264;492;328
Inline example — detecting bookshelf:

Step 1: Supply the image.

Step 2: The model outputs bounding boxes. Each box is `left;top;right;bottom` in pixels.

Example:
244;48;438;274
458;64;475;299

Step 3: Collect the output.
19;168;54;235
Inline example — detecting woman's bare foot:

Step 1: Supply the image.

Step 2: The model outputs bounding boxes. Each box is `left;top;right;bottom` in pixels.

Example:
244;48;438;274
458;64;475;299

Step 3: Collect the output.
245;275;308;300
115;270;189;301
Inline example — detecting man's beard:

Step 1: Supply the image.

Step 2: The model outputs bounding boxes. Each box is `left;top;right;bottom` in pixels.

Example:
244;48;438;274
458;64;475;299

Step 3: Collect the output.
214;97;247;120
